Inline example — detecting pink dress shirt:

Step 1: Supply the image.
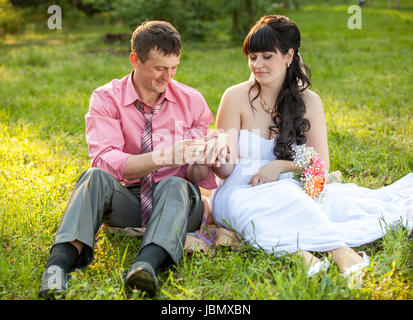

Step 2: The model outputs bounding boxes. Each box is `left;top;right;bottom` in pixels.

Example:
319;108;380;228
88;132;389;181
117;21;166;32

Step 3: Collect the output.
85;71;217;189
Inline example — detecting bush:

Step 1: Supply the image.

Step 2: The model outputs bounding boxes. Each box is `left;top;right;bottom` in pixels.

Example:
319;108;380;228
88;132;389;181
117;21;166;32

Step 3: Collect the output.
109;0;286;42
226;0;276;42
0;0;23;37
10;0;104;15
2;0;295;41
109;0;221;40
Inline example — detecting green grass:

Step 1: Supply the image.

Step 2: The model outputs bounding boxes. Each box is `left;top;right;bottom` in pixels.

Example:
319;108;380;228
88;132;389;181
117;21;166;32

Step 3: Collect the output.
0;3;412;299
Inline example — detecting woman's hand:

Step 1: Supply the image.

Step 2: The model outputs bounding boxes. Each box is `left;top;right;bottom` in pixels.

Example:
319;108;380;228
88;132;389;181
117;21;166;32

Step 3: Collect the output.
204;131;231;168
248;161;282;187
248;160;297;187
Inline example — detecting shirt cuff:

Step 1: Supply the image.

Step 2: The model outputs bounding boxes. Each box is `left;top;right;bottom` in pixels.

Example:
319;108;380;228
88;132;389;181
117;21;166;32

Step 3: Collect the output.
92;148;131;182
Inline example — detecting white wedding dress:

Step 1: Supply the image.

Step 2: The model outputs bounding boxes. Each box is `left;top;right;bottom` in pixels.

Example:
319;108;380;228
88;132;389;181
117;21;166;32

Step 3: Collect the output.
212;129;413;255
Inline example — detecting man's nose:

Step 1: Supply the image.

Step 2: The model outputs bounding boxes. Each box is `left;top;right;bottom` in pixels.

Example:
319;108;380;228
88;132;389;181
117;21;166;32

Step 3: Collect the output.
163;69;174;81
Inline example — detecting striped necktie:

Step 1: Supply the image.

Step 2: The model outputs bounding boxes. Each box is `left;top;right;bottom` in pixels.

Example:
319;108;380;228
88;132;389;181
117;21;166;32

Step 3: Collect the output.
136;101;162;227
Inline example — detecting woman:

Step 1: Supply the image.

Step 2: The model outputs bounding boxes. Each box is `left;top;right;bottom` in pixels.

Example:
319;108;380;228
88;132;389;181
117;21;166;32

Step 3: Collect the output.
211;15;413;285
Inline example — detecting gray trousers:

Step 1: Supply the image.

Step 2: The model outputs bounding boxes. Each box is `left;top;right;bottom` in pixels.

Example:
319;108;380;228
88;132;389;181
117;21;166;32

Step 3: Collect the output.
53;168;203;270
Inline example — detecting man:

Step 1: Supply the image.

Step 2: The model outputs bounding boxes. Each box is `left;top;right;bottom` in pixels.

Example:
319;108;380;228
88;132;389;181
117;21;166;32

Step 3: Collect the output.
39;20;228;298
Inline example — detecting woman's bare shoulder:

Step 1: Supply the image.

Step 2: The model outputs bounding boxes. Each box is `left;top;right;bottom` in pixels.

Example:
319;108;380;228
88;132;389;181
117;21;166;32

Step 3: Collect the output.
222;80;252;99
302;88;322;103
217;82;251;131
301;89;324;115
218;81;252;117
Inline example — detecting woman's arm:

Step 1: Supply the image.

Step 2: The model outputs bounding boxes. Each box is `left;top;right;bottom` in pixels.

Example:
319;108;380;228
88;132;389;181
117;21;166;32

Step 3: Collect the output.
302;90;330;172
212;87;242;179
248;159;301;187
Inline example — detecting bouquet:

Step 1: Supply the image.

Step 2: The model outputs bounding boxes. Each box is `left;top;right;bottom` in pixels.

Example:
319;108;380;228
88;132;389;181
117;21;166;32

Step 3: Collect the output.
292;144;327;201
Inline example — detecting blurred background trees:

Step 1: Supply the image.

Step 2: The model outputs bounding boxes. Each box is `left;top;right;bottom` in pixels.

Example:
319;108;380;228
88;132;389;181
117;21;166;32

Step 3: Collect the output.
1;0;303;40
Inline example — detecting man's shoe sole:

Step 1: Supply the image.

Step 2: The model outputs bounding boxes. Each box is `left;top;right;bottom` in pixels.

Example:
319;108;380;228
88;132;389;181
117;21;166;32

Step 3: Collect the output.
125;267;158;297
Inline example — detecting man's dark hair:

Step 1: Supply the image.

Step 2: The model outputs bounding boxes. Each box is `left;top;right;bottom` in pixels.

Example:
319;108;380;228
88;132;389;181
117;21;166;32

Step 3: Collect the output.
131;20;181;63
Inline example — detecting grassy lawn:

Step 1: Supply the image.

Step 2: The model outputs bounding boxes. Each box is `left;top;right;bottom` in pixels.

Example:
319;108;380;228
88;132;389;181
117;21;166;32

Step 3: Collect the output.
0;3;412;300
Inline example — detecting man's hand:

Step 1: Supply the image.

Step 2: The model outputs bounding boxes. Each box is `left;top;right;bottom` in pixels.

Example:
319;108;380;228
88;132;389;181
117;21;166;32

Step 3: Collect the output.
185;131;231;184
155;139;206;167
153;131;231;168
203;131;231;168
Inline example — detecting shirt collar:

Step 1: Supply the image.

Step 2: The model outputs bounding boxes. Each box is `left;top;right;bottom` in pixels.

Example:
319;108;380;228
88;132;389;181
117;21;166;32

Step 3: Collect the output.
122;70;177;107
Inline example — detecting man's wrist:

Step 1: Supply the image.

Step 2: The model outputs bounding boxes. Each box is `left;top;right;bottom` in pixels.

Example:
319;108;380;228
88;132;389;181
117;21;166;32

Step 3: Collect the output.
152;148;177;167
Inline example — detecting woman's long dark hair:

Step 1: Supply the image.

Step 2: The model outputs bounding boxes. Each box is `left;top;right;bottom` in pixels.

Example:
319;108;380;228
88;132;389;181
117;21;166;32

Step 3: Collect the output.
242;15;311;160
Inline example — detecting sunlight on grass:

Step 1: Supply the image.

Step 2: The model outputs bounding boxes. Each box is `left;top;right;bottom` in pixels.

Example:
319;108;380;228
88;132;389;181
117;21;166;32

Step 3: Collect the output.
0;121;87;241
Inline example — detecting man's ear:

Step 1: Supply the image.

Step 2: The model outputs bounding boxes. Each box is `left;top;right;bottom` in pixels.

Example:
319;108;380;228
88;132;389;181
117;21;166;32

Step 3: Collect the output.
129;52;139;68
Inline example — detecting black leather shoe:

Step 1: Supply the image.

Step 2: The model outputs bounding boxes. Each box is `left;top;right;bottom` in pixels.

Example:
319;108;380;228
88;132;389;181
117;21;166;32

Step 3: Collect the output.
123;261;158;297
38;265;69;299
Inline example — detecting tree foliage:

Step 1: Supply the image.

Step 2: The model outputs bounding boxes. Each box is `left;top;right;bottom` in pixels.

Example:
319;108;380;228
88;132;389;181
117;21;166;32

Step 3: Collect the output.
5;0;293;40
0;0;23;37
109;0;222;40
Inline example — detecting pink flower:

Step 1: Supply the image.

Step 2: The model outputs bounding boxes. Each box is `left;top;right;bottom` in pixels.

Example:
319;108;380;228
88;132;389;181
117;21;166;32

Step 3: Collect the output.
293;146;327;200
310;156;325;175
